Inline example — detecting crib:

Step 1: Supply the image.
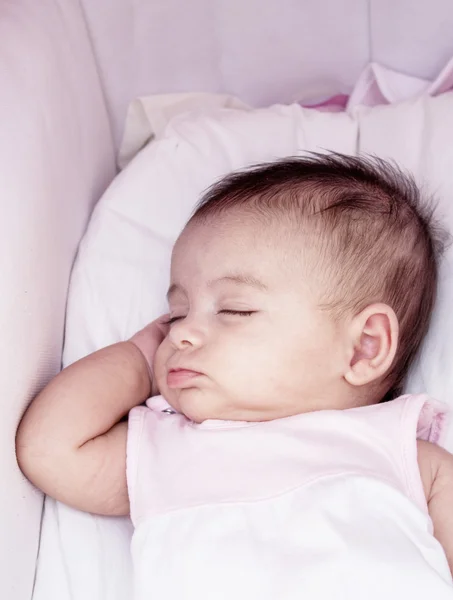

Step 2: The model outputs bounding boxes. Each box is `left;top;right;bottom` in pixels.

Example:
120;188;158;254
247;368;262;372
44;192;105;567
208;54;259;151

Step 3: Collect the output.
3;1;453;599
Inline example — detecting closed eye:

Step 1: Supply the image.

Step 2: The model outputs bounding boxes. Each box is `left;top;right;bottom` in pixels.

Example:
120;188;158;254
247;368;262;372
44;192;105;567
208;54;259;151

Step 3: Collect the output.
164;310;256;325
218;310;255;317
164;315;185;325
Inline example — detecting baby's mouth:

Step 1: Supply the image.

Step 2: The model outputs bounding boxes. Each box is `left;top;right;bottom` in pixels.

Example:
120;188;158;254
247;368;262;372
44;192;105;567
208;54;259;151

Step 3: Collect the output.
167;368;204;389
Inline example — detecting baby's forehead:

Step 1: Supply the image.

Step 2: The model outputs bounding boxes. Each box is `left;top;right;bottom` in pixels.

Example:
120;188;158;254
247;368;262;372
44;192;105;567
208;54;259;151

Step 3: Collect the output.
171;215;312;286
174;213;302;259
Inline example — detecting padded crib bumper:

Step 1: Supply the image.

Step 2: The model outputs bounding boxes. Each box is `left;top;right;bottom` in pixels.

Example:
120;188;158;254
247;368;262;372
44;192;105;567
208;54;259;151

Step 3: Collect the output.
0;1;115;598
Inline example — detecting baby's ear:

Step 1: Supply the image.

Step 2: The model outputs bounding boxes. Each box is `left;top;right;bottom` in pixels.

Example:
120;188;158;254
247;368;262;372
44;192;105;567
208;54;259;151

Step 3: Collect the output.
344;303;399;387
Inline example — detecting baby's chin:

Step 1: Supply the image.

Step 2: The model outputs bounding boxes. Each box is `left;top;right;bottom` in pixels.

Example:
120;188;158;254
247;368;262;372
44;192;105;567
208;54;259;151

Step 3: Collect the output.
160;388;208;422
162;389;280;424
160;389;235;423
170;394;227;423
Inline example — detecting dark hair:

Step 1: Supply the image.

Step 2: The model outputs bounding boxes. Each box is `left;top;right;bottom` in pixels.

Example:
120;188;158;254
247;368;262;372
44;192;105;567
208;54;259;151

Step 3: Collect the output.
190;153;448;401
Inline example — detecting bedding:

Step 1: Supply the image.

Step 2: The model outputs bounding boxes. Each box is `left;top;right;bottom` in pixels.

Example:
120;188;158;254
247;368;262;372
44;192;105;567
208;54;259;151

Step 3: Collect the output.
118;59;453;170
33;89;453;600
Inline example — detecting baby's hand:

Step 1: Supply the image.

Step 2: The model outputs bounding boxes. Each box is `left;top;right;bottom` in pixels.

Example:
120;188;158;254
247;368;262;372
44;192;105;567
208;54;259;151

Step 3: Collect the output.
129;315;170;396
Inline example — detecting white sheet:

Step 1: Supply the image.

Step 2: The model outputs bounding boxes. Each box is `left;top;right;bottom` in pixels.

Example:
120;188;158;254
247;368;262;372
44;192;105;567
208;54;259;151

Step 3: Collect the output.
34;92;453;599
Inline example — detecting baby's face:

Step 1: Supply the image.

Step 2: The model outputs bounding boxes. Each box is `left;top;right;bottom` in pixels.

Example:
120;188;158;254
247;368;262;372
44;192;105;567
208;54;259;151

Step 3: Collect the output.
154;213;347;423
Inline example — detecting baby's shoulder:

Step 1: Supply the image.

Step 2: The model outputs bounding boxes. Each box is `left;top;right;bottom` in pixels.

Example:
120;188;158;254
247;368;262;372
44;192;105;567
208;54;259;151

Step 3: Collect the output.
417;439;453;501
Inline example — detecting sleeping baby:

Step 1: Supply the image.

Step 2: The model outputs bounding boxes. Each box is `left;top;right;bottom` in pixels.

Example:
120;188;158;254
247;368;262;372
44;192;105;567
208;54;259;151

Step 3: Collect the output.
16;154;453;599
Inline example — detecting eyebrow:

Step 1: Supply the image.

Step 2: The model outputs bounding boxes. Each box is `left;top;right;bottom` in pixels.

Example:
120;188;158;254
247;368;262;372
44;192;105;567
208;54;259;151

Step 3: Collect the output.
166;273;268;300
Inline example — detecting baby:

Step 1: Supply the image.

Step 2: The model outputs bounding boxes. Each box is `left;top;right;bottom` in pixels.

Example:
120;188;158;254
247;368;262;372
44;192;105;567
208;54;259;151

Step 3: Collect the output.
17;154;453;599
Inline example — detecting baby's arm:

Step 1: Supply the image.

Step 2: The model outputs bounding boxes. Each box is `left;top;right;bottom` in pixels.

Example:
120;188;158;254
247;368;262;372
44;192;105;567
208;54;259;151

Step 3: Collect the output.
418;440;453;575
16;341;151;516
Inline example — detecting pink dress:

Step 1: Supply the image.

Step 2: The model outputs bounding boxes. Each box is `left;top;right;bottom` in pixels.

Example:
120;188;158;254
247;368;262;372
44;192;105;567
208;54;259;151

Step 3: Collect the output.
127;394;453;599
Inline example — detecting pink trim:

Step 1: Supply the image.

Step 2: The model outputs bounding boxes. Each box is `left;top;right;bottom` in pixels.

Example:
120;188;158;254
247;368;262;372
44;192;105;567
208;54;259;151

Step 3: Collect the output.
401;396;430;516
401;395;450;519
302;94;349;112
126;406;147;524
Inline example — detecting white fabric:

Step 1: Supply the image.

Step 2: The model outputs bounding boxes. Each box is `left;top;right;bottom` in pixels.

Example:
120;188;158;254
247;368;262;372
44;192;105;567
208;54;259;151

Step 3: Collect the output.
135;479;450;600
79;0;453;148
34;92;453;600
0;1;115;598
117;59;453;170
128;396;452;600
347;59;453;108
118;93;249;169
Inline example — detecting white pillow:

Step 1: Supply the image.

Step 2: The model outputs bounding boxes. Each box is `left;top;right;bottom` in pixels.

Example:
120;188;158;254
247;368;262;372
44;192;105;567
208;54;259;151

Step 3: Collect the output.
36;96;453;600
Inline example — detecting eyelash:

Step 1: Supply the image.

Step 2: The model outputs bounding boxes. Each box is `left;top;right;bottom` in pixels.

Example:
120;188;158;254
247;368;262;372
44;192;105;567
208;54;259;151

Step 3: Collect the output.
164;310;255;325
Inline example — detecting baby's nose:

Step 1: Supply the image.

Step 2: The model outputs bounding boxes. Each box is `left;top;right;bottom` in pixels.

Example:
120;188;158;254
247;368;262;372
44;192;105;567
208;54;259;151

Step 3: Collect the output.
168;318;204;350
